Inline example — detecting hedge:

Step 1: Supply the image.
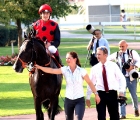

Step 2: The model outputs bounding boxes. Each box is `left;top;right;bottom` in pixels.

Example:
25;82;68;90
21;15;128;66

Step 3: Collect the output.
0;26;18;46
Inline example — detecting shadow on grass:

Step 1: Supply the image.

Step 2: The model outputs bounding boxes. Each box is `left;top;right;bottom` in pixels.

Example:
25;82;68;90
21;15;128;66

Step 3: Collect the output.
0;97;34;110
0;83;30;92
0;83;65;111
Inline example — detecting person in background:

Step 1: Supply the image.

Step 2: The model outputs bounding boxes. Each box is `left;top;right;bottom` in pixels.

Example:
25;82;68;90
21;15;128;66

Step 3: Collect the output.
87;29;110;66
86;46;126;120
108;40;140;119
120;9;127;32
35;51;100;120
32;4;62;66
87;29;110;55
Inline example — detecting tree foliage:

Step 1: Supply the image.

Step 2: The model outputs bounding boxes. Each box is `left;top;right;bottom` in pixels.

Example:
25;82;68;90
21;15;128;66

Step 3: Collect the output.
0;0;78;48
1;0;78;24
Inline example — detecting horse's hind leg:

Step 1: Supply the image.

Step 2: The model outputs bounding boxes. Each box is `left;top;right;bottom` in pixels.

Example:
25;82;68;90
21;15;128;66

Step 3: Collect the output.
34;98;44;120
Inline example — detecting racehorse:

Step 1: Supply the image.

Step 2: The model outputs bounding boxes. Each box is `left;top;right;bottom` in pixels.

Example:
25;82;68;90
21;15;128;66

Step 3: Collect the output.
13;30;62;120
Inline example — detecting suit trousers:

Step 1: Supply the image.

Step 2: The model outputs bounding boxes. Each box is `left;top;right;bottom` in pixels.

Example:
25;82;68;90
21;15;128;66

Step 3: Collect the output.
96;90;119;120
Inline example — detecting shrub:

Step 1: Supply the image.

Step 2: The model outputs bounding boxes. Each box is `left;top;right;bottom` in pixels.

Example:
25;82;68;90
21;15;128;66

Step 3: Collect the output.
0;26;18;46
0;26;9;46
0;53;18;66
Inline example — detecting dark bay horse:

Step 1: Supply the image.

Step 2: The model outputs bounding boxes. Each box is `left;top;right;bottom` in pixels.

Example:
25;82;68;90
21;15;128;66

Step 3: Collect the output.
13;32;62;120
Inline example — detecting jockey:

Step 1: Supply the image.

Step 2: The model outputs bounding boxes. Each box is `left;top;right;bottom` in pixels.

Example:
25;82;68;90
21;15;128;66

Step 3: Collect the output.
32;4;62;66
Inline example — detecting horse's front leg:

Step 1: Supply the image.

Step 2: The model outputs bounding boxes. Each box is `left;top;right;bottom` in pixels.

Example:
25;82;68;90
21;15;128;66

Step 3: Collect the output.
34;97;44;120
49;97;60;120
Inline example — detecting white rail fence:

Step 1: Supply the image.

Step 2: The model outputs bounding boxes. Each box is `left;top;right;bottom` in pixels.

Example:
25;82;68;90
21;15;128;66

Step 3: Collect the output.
59;22;140;40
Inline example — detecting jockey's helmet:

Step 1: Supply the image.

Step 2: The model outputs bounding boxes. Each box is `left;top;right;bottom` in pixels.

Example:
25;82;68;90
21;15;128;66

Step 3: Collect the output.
38;4;52;14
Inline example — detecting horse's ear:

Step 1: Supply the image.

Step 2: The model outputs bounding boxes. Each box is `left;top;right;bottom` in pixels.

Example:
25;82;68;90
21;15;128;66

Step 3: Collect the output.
33;29;36;37
30;29;33;35
28;32;31;40
24;32;27;39
30;29;36;38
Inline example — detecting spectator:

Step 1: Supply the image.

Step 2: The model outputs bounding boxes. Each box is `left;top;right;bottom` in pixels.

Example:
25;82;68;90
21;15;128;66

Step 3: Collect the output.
120;9;127;32
108;40;140;119
86;46;126;120
87;29;110;66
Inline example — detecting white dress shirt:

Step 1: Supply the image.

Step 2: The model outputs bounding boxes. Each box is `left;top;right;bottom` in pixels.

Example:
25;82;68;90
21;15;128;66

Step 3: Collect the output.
61;65;87;100
121;12;127;22
86;61;126;100
107;49;140;76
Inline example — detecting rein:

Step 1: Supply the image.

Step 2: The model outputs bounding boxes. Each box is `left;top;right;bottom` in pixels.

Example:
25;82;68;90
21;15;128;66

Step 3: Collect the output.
18;39;51;73
18;56;51;73
18;57;27;68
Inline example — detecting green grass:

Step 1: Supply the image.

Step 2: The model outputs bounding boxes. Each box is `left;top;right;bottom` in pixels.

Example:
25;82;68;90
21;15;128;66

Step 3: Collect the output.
0;66;140;117
1;38;140;56
0;67;34;116
0;66;140;116
0;38;140;117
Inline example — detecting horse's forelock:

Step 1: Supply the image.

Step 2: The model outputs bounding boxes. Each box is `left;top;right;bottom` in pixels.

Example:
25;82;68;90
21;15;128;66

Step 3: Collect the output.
20;39;30;52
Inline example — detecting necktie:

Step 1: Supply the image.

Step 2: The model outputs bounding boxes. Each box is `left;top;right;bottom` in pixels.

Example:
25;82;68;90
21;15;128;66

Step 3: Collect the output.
122;53;126;75
102;65;109;92
96;40;99;50
95;40;99;53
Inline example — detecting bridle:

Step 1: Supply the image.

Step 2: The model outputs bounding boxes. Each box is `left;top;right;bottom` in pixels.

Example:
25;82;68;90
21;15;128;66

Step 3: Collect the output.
17;39;51;73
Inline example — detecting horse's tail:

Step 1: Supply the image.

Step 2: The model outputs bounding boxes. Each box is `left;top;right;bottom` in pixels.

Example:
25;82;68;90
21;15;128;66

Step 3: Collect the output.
43;99;50;109
43;99;63;115
55;105;63;115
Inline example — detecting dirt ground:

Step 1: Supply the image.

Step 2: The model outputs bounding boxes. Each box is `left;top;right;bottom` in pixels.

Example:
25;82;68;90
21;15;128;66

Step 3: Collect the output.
0;104;140;120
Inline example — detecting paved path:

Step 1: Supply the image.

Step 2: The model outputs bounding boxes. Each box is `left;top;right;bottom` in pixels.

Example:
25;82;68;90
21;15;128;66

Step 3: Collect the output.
0;104;140;120
61;31;140;40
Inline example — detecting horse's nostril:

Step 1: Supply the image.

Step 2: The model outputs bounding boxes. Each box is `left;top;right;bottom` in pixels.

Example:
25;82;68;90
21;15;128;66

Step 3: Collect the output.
19;68;23;73
12;63;24;73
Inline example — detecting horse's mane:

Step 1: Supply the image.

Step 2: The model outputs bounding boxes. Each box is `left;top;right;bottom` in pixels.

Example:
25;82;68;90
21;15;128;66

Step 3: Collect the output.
34;38;46;50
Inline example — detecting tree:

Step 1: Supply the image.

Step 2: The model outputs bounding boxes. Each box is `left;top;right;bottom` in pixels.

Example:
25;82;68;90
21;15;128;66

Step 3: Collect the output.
0;0;78;48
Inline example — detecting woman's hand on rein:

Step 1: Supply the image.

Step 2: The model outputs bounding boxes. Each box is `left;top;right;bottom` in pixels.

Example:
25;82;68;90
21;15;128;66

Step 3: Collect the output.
34;64;40;69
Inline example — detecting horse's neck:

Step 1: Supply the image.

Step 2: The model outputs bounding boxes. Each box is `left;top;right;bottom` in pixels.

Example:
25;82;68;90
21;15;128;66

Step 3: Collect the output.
34;41;50;65
37;54;50;65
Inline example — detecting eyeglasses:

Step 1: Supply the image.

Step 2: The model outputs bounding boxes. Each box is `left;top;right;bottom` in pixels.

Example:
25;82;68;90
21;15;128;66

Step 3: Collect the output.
101;47;105;51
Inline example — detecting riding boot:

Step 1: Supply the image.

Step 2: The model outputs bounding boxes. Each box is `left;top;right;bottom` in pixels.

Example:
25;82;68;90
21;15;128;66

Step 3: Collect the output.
53;51;63;67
